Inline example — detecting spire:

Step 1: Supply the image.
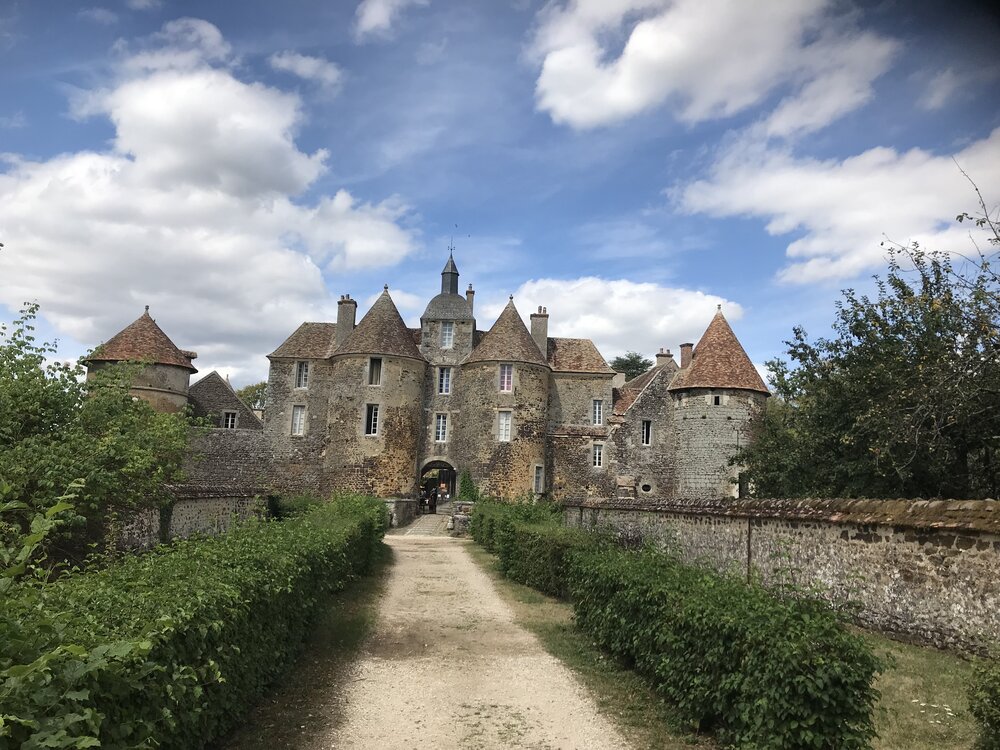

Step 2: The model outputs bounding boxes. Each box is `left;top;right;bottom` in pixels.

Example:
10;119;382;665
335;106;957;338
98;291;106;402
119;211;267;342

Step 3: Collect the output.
333;289;425;361
466;299;548;367
441;251;459;295
668;309;768;394
86;308;197;372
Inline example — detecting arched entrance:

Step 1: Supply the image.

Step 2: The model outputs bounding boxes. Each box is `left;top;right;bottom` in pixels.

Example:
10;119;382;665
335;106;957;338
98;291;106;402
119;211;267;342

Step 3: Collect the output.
419;460;456;512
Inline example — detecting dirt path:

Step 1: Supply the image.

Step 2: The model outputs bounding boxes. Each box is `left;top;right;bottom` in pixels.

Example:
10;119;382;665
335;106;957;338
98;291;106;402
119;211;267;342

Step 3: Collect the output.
322;514;631;749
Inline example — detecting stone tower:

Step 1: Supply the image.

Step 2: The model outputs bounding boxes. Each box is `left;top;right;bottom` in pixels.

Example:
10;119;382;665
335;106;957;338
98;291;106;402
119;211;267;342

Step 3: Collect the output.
668;307;769;498
84;307;197;413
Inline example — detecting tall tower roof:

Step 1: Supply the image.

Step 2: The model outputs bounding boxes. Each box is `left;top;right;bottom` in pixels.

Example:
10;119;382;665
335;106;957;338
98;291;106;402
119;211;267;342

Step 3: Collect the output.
465;298;548;367
442;252;458;275
668;308;768;394
423;251;473;320
86;308;197;372
334;288;425;361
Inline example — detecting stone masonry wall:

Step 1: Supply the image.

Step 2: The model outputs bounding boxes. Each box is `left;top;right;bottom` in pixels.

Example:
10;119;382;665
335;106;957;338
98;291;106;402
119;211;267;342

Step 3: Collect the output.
612;369;678;500
454;361;548;498
564;497;1000;652
547;373;615;500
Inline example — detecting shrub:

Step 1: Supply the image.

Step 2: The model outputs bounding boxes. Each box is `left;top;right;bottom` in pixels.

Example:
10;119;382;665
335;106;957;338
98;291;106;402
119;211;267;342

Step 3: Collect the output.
495;521;595;598
0;494;387;749
970;657;1000;749
469;498;560;553
457;470;480;502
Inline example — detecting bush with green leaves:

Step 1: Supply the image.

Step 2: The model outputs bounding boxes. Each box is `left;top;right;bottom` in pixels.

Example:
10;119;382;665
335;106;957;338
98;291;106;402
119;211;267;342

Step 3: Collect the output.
970;657;1000;749
495;521;595;598
0;494;387;749
457;470;480;502
468;497;560;553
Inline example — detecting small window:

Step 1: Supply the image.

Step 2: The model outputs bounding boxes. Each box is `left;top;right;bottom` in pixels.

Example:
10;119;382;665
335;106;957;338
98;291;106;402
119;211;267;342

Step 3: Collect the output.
713;395;722;406
295;361;309;389
499;363;513;392
533;465;544;494
435;413;448;443
222;411;237;429
497;410;512;442
438;367;452;395
369;357;382;386
592;399;603;425
641;420;652;446
441;321;454;349
365;404;379;435
592;443;604;468
291;405;305;436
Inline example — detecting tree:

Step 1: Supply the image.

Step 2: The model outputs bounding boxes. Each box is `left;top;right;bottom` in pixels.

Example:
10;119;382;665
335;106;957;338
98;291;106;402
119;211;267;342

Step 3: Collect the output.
736;221;1000;499
236;381;267;411
0;304;192;565
610;351;653;381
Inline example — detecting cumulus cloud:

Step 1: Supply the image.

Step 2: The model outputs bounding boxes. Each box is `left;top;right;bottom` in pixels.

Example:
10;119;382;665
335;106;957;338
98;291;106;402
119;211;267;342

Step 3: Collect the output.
677;128;1000;283
0;19;417;382
480;277;742;360
79;7;119;25
530;0;897;134
269;51;343;90
354;0;428;41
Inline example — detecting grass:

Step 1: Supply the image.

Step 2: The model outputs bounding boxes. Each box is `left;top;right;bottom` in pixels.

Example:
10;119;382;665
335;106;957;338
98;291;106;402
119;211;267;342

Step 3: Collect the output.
214;542;393;750
863;630;978;750
466;544;712;749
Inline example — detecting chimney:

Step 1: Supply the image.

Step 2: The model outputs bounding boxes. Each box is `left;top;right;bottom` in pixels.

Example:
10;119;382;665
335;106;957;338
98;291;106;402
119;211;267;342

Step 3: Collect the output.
655;348;676;368
336;294;357;346
466;284;475;314
680;342;693;369
530;305;549;356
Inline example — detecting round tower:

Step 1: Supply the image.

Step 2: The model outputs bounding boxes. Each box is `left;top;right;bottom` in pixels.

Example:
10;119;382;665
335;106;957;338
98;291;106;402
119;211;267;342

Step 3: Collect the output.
454;298;550;499
668;307;769;498
84;307;197;413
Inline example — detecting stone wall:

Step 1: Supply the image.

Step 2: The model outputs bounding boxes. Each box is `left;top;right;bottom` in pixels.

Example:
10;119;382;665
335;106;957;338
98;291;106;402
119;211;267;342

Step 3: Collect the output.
564;497;1000;652
168;495;262;539
611;368;677;500
384;497;419;527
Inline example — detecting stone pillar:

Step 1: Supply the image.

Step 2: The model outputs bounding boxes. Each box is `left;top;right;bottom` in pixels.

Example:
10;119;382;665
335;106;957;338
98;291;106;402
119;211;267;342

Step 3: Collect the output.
336;295;357;347
530;306;549;358
680;342;693;369
655;348;676;368
466;284;475;314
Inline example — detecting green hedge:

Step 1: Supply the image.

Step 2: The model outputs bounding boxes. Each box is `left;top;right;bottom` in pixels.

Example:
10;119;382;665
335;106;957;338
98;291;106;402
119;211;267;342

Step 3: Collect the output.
970;658;1000;749
471;504;882;749
0;494;386;750
468;498;560;554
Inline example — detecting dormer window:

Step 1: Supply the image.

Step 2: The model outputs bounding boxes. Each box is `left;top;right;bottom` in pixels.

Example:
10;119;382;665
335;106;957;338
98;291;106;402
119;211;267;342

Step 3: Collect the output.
441;321;454;349
222;411;237;429
295;361;309;389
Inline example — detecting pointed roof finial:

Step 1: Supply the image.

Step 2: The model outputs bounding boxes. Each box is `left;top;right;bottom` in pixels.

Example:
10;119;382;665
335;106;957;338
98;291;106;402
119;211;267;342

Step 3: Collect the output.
144;305;149;313
717;304;722;311
384;284;389;291
509;294;514;300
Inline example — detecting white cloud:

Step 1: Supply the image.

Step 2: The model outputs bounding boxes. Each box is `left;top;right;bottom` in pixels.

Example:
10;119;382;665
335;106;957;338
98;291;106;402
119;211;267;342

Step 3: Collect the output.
79;7;119;25
677;128;1000;283
479;277;742;360
530;0;897;134
354;0;428;41
126;0;162;10
919;68;961;111
0;111;25;128
269;51;343;90
0;19;417;380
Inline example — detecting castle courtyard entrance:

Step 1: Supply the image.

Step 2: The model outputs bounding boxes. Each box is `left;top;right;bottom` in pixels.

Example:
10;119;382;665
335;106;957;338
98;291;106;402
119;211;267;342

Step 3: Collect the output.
419;461;456;508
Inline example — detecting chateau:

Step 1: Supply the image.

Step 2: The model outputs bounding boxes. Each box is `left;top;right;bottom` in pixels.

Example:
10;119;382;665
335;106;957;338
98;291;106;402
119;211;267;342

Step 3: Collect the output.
263;255;769;502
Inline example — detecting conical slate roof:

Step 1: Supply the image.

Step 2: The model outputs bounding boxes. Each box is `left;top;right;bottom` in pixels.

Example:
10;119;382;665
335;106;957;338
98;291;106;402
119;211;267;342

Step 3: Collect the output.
422;293;474;321
333;289;425;361
442;253;459;275
465;299;548;366
668;309;768;394
87;308;197;372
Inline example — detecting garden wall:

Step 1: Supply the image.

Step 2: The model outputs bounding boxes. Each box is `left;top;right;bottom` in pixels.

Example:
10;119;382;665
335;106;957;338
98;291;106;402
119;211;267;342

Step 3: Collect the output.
564;497;1000;652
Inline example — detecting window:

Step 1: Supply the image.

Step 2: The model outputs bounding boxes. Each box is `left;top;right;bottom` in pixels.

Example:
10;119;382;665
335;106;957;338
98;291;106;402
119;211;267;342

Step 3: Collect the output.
295;361;309;389
369;357;382;386
497;410;512;442
440;321;454;349
533;465;544;494
713;395;722;406
291;405;305;436
592;399;604;425
641;420;652;446
438;367;452;395
222;411;237;429
499;363;513;392
592;443;604;468
435;413;448;443
365;404;379;435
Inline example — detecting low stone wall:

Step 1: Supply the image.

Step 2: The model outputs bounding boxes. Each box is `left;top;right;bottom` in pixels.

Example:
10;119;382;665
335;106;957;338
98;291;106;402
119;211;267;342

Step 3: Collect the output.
384;498;419;528
169;495;262;539
564;497;1000;652
449;500;475;536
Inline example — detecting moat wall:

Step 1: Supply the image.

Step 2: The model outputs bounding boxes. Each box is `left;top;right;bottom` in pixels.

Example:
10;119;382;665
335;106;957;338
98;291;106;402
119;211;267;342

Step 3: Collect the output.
564;497;1000;652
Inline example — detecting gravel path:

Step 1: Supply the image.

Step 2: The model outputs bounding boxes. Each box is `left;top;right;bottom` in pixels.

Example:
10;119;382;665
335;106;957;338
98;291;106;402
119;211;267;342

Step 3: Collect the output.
322;514;630;749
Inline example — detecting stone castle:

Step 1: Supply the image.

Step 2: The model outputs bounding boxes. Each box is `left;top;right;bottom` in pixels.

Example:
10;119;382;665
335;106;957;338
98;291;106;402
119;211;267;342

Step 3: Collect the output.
86;254;769;503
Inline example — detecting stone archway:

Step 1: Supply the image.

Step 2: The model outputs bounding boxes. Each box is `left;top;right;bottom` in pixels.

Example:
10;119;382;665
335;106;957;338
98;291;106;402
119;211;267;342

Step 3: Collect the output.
419;460;456;505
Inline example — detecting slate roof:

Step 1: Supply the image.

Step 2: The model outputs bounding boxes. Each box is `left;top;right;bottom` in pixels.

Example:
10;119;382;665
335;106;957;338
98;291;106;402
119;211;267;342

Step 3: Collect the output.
668;309;769;394
334;289;425;361
87;309;197;372
188;371;263;430
268;322;337;359
613;365;665;414
465;299;548;366
422;292;474;321
547;338;615;374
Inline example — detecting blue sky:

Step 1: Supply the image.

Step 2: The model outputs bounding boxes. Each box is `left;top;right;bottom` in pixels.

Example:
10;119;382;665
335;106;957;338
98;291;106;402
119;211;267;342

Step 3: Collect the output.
1;0;999;386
